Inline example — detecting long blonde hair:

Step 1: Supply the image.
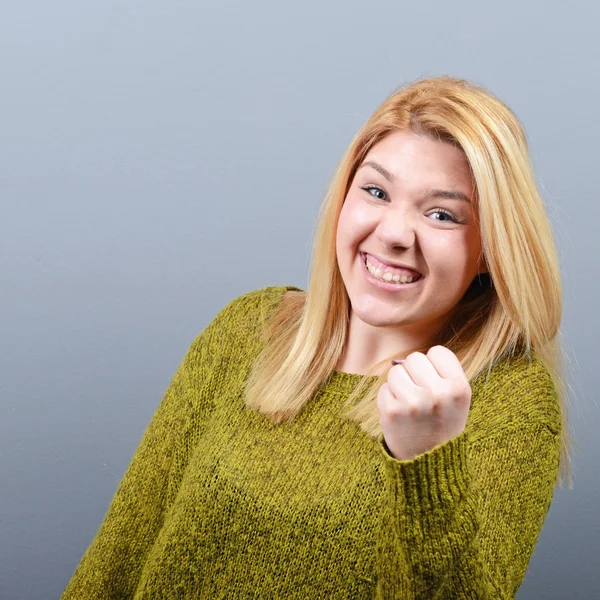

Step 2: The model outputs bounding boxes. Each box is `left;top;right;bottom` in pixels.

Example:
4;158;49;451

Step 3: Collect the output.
245;76;574;488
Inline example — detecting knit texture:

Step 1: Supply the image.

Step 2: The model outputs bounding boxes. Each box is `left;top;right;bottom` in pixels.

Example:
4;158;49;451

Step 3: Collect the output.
61;285;562;599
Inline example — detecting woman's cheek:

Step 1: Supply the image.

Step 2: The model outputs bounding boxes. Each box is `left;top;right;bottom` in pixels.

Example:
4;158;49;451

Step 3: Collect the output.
422;231;474;279
427;229;471;259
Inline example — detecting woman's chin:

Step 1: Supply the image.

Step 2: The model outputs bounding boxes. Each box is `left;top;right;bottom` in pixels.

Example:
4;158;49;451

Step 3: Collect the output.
349;301;411;329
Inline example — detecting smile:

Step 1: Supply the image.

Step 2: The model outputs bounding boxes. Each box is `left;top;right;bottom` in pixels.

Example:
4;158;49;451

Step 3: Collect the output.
360;252;423;289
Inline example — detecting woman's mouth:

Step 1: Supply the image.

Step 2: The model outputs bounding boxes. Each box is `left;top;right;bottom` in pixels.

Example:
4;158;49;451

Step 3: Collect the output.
360;252;423;289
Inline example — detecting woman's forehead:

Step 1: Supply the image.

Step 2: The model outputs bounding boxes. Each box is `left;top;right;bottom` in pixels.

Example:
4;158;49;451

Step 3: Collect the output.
359;132;474;194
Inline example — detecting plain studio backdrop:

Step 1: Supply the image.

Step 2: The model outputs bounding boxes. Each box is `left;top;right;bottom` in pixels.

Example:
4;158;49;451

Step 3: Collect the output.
1;1;598;598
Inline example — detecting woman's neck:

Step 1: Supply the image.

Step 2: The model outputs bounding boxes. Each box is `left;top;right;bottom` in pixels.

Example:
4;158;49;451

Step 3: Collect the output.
336;310;445;375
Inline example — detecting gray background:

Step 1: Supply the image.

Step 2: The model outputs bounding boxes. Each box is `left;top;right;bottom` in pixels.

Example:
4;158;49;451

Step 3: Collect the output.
1;1;598;598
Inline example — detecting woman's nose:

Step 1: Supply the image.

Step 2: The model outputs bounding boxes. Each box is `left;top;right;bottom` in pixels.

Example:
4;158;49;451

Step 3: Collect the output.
375;208;416;249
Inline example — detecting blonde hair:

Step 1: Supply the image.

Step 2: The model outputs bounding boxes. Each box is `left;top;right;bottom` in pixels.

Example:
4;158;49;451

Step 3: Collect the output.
245;76;575;488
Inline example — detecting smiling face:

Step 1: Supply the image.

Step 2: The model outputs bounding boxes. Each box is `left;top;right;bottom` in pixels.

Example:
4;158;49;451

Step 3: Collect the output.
335;129;486;341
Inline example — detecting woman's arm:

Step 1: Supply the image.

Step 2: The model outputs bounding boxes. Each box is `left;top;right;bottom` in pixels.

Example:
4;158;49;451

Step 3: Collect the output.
61;288;267;599
375;359;563;599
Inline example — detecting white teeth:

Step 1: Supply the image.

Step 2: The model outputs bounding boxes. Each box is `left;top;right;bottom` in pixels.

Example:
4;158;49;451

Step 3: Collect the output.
364;256;419;284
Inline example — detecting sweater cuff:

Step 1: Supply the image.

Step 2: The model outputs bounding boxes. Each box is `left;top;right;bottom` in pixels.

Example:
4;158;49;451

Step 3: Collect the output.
378;429;471;510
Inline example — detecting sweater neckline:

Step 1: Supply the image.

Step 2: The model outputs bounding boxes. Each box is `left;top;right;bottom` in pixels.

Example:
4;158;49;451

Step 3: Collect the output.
324;370;380;395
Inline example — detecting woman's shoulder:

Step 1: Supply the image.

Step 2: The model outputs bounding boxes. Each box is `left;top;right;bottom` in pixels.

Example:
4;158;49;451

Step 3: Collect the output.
193;285;305;351
177;285;305;384
469;351;562;438
218;284;305;328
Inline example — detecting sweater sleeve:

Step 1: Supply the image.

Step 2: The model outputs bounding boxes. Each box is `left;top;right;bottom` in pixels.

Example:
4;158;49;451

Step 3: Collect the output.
375;358;563;599
61;288;269;600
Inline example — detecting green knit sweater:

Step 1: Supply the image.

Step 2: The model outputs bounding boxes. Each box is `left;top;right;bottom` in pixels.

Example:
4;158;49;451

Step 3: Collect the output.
61;285;562;599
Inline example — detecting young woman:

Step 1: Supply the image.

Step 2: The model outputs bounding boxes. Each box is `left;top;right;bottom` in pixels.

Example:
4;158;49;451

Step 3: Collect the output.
62;76;573;599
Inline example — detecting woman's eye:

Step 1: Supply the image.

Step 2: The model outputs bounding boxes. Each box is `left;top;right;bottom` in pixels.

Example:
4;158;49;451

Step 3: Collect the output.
360;185;388;201
428;209;459;223
359;187;459;223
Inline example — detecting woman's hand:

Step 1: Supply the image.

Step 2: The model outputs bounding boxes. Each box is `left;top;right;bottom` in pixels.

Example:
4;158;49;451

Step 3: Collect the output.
377;346;472;461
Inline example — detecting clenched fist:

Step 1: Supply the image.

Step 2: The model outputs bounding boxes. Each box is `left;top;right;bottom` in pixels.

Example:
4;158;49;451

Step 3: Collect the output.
377;346;472;461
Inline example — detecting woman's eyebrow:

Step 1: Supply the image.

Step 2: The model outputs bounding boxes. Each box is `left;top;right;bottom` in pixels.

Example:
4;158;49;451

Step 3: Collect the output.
423;189;472;204
359;161;395;182
359;161;472;204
